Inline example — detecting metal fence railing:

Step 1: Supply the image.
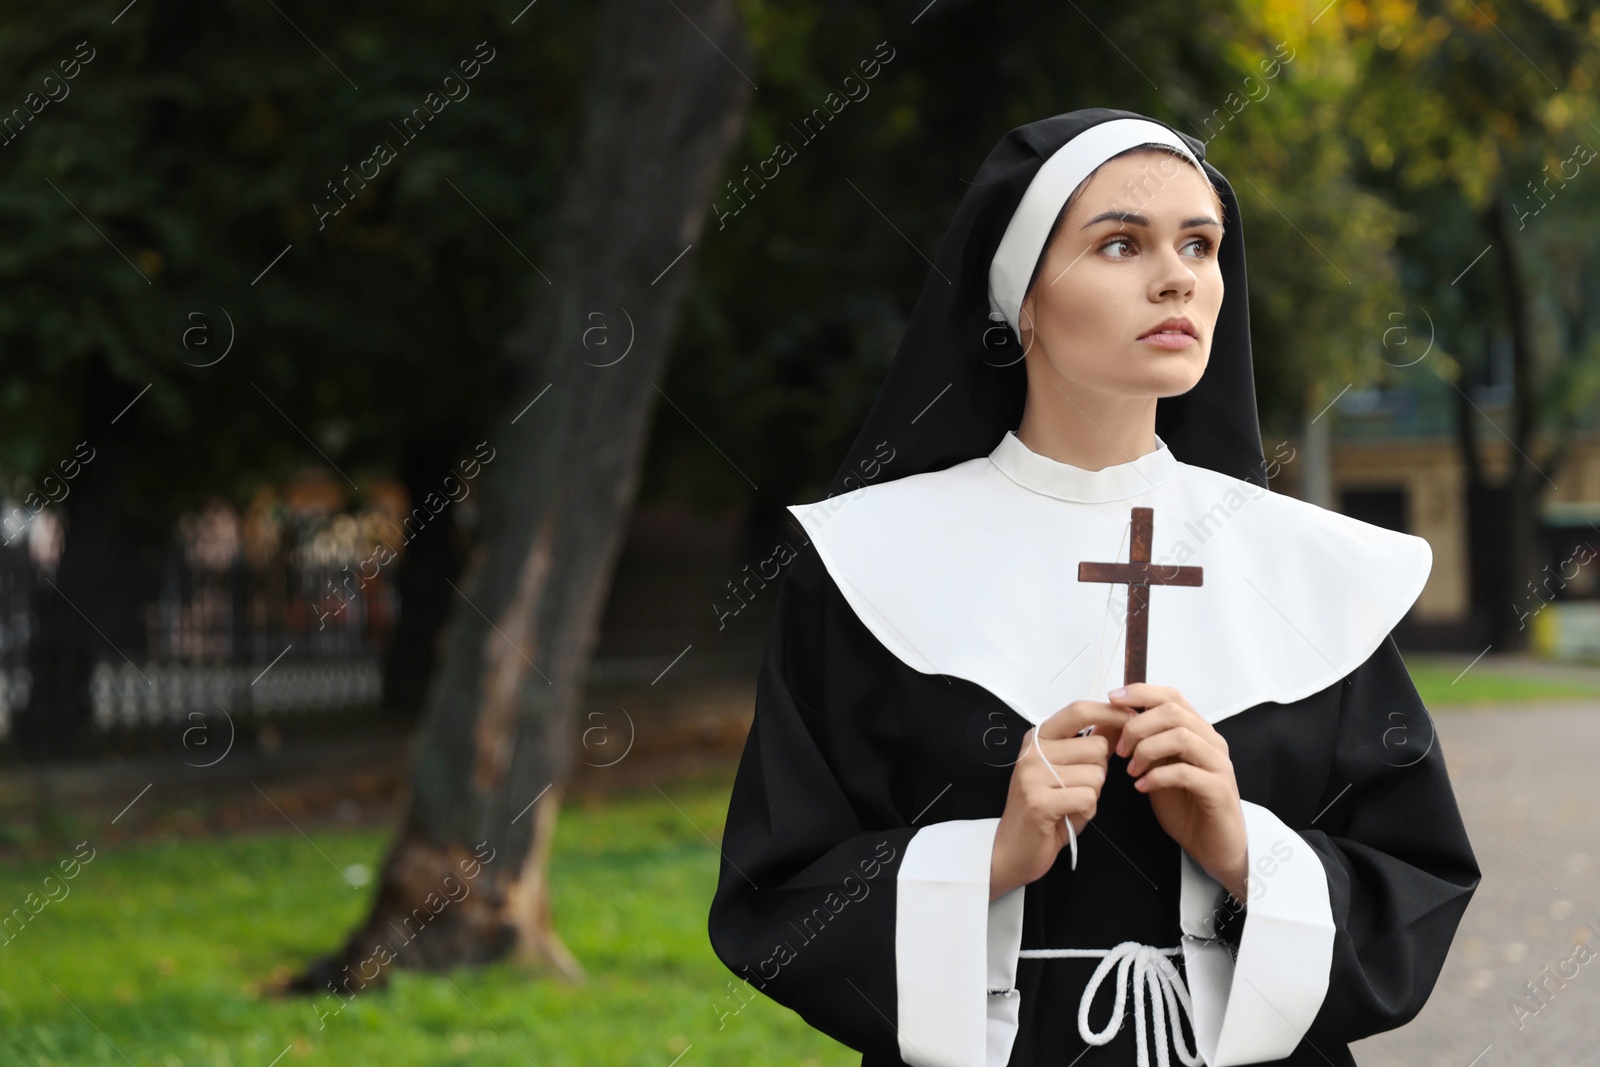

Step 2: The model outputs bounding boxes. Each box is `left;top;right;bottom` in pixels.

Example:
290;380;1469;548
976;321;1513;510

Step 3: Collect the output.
0;506;396;758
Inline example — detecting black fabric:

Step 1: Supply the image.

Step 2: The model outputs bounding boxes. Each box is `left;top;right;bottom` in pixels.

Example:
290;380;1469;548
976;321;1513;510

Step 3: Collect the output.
825;108;1268;501
707;544;1480;1065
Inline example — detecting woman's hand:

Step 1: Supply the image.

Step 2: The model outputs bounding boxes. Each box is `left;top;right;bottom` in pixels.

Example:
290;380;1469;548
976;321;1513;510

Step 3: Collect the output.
989;700;1132;901
1111;682;1249;901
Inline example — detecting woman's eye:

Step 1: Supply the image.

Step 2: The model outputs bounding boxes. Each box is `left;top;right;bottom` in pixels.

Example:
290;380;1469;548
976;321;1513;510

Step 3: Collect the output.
1100;234;1213;259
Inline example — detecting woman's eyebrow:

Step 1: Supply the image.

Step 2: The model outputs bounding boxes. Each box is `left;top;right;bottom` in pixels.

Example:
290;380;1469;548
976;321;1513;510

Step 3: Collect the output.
1080;210;1222;230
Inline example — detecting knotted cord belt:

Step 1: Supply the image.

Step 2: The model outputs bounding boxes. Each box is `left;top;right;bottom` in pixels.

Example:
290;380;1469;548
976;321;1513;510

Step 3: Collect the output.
1017;941;1204;1067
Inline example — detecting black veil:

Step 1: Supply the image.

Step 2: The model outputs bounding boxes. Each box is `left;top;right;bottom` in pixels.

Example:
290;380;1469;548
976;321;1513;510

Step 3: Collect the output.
824;107;1267;500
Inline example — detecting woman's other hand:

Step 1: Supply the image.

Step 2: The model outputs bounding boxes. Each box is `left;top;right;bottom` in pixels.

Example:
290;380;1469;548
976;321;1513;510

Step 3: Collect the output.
1111;682;1248;901
989;700;1131;901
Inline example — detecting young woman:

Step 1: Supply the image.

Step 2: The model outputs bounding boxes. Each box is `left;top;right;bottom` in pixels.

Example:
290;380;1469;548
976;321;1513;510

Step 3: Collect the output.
708;108;1479;1067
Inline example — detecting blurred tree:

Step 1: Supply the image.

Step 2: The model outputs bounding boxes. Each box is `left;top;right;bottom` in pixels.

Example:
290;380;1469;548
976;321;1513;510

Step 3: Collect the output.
1340;0;1600;646
0;0;587;748
295;0;754;982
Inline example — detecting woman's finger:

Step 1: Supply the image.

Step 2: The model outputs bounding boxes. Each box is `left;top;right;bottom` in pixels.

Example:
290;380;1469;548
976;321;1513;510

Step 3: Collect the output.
1116;700;1226;758
1131;761;1218;796
1109;683;1196;715
1041;785;1101;828
1025;731;1111;766
1038;700;1135;741
1125;726;1226;777
1023;757;1106;793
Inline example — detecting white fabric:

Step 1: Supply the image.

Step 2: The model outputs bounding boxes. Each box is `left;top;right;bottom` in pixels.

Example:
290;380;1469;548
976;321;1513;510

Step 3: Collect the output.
987;117;1204;335
1019;942;1203;1067
895;817;1026;1067
1180;800;1336;1066
788;429;1432;729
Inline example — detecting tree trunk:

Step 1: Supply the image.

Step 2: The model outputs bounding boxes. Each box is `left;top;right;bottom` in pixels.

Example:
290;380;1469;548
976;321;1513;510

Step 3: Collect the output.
1495;184;1544;651
1461;186;1566;650
293;0;753;991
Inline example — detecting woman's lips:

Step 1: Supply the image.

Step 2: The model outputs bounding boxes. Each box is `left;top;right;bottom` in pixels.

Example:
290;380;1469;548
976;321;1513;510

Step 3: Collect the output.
1138;331;1197;350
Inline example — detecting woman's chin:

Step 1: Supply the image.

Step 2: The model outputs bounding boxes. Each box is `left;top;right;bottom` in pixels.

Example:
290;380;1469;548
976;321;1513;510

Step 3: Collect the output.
1132;350;1209;392
1117;364;1208;399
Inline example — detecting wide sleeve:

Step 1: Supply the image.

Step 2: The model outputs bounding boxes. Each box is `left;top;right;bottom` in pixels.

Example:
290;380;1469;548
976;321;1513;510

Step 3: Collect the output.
1178;633;1481;1066
708;545;1026;1066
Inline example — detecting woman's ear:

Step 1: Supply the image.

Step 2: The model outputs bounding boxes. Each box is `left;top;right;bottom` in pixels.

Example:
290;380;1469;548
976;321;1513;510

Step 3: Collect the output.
1016;289;1036;354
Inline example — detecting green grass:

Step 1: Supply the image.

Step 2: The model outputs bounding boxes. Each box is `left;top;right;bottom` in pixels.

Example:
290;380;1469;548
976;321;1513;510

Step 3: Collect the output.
1405;655;1600;708
0;775;858;1067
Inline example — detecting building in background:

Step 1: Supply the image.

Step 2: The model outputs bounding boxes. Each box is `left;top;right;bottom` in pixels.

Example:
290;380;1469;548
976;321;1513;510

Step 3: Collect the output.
1285;354;1600;660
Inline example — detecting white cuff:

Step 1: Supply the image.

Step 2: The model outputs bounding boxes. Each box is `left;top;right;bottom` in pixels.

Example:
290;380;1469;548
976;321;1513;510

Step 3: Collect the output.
1179;800;1335;1066
896;818;1027;1067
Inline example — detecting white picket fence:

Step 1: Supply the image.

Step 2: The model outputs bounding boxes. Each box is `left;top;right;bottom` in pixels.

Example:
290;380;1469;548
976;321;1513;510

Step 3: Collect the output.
86;657;383;730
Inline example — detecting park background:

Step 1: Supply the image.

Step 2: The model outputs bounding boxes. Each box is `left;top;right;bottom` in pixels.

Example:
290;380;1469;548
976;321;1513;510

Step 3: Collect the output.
3;0;1600;1063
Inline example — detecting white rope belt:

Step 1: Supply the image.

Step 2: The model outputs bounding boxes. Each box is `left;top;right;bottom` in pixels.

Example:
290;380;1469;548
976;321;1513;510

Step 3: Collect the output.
1017;941;1203;1067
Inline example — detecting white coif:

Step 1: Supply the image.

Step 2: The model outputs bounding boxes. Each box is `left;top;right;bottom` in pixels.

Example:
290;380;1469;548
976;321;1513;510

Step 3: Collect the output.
1018;941;1204;1067
986;117;1205;337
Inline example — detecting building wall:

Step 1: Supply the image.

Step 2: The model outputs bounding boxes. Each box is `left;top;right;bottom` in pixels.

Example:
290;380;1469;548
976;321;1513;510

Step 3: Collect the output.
1330;438;1467;622
1324;432;1600;624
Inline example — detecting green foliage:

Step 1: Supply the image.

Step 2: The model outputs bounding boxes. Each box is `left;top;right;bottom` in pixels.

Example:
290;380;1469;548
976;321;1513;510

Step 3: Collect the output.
651;0;1416;511
1339;0;1600;437
0;0;591;516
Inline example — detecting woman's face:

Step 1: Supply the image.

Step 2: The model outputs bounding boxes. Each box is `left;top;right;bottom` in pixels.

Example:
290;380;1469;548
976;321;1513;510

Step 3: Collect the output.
1017;150;1223;401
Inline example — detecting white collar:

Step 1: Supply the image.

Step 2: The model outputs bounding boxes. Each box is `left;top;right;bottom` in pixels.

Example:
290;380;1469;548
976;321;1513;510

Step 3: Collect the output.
988;430;1178;503
789;444;1431;727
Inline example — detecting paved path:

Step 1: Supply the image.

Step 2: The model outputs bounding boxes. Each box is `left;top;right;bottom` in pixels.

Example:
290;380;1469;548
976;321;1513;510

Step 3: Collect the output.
1352;698;1600;1065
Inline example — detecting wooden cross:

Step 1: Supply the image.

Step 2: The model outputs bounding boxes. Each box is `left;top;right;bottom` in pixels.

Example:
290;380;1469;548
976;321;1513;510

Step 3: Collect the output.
1078;507;1203;692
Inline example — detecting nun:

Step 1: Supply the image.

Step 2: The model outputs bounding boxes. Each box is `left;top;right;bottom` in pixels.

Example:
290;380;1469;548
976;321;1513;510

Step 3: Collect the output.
707;107;1480;1067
